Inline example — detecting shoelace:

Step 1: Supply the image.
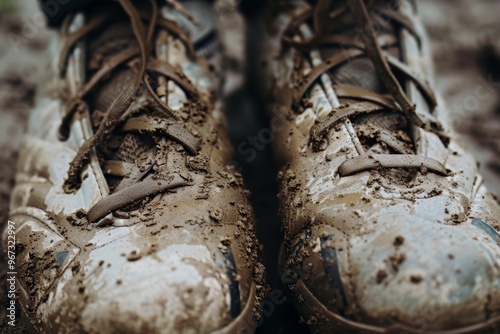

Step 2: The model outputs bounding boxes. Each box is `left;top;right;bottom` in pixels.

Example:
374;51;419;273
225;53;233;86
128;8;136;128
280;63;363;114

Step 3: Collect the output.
283;0;449;177
58;0;204;224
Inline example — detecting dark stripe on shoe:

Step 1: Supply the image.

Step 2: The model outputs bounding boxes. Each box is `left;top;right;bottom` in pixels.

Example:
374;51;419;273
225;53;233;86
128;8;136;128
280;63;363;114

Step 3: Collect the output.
224;247;242;318
320;234;349;315
472;218;500;247
194;30;219;59
55;250;70;265
225;247;241;318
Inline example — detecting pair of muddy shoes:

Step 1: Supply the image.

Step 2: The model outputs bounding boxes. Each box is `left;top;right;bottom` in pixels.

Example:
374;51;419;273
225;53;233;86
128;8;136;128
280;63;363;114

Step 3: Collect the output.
3;0;500;333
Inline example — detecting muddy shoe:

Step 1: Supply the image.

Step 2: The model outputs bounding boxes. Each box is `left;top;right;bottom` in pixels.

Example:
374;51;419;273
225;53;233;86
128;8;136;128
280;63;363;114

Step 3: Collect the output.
255;0;500;333
2;1;263;333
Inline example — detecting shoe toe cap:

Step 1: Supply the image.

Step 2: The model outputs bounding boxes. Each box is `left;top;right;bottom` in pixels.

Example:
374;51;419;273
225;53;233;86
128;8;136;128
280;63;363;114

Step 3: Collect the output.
63;243;244;334
351;215;500;330
85;262;227;332
285;215;500;331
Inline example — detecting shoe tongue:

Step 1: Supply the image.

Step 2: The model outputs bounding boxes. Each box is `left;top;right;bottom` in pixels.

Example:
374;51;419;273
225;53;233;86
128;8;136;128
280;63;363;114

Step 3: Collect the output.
91;68;136;113
319;24;413;152
85;17;138;112
82;2;217;193
87;0;219;113
355;110;409;133
324;49;407;133
85;17;149;182
324;46;416;180
338;58;409;133
331;57;387;96
88;21;137;61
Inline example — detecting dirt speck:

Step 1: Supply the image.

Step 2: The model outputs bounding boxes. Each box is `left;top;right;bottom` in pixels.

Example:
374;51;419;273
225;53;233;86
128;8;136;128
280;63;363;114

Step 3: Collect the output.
389;253;406;272
126;250;142;262
376;269;388;284
410;275;424;284
393;236;405;247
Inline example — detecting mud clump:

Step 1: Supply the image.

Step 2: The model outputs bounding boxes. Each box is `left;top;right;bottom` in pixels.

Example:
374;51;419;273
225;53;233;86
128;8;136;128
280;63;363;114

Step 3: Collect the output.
388;253;406;272
376;269;388;284
393;236;405;247
410;275;424;284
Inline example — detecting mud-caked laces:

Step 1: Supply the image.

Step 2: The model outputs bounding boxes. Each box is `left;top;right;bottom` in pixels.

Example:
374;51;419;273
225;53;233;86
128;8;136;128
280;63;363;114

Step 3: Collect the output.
58;0;204;224
283;0;449;177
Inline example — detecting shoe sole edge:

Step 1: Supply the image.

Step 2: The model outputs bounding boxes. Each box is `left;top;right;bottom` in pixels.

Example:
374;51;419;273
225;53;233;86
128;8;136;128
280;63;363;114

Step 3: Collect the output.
20;282;258;334
291;279;500;334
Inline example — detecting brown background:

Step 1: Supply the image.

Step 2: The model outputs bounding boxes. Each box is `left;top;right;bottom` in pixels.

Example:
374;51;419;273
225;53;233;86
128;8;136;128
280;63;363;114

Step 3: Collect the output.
1;0;499;333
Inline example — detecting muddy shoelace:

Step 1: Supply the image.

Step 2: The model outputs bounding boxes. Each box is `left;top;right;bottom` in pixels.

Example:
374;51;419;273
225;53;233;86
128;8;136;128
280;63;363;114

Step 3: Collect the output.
283;0;449;177
58;0;203;224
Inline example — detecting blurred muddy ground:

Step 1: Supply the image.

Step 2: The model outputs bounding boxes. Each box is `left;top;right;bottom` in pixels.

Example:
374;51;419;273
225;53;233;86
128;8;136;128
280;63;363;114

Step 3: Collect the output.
1;0;500;333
